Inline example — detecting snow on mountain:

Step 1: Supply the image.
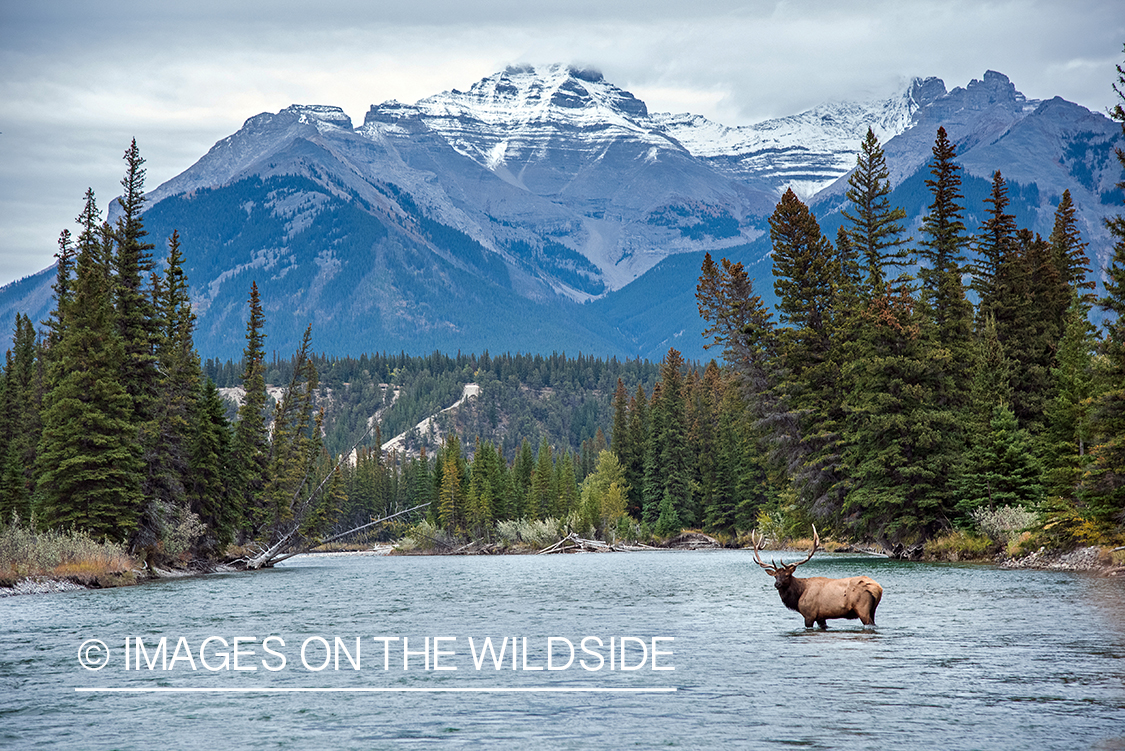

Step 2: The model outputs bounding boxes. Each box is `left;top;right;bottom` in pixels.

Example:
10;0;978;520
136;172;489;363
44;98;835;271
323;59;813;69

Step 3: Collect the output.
651;76;947;198
7;64;1118;364
358;64;684;194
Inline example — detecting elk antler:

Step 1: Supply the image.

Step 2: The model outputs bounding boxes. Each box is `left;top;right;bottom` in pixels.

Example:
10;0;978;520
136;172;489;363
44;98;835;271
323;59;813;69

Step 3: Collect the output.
750;532;779;575
785;525;819;572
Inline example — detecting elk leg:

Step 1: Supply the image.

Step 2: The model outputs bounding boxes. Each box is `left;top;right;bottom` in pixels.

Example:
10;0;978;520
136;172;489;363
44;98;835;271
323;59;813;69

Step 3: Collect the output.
817;618;827;630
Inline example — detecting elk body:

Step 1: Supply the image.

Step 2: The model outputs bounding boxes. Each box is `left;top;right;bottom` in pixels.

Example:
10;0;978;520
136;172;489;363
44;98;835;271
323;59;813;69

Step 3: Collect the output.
752;528;882;629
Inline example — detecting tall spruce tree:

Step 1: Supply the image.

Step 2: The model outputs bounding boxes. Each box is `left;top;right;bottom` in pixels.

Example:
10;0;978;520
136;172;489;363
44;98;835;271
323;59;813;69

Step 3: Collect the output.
842;128;911;292
113;139;159;424
35;189;143;540
188;379;236;556
972;171;1019;328
1080;48;1125;532
233;282;269;535
654;348;690;536
917;127;974;364
769;189;839;511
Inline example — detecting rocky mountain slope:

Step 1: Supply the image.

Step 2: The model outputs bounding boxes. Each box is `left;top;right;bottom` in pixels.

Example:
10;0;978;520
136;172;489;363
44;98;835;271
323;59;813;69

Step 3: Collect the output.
1;65;1120;362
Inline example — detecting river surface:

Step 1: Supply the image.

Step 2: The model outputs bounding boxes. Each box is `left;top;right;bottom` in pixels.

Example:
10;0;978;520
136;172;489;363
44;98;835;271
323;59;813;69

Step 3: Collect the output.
2;550;1124;750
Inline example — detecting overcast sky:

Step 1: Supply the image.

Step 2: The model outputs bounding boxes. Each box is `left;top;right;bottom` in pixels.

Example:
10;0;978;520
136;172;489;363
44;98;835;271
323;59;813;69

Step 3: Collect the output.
1;0;1122;287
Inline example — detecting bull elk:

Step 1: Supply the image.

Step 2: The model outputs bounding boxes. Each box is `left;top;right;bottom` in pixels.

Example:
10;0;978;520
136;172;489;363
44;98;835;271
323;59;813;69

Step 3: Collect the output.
751;527;882;629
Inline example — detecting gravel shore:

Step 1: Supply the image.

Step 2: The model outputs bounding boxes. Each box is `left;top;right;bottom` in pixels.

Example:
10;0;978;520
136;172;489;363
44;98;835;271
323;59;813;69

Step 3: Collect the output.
1001;545;1125;576
0;577;89;596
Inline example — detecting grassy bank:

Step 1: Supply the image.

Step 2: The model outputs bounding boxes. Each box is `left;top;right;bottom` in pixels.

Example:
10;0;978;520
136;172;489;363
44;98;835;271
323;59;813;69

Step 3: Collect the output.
0;523;138;590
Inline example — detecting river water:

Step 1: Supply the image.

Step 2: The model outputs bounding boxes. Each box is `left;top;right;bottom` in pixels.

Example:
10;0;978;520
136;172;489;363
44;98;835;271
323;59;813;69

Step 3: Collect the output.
2;550;1124;750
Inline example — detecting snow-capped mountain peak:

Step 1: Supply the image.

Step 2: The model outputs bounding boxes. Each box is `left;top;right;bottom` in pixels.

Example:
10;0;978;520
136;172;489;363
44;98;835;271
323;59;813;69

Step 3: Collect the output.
650;76;947;198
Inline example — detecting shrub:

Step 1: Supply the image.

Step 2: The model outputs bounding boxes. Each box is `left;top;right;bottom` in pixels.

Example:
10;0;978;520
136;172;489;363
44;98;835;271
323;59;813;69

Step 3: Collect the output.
924;529;994;561
0;522;135;584
395;520;457;553
495;517;566;549
971;505;1038;545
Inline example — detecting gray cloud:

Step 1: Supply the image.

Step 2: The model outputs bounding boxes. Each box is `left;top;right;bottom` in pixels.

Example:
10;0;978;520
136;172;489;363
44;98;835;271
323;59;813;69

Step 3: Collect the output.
1;0;1122;286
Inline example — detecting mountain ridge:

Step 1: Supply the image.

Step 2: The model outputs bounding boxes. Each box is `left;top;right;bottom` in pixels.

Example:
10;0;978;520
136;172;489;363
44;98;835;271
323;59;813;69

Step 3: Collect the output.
3;65;1121;363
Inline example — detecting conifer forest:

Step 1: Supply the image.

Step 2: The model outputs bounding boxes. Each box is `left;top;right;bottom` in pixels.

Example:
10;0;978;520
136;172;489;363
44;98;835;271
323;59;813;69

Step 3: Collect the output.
3;57;1125;566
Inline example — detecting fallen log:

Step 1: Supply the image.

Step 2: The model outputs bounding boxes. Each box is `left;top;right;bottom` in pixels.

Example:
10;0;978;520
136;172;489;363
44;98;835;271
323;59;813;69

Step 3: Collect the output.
242;502;432;569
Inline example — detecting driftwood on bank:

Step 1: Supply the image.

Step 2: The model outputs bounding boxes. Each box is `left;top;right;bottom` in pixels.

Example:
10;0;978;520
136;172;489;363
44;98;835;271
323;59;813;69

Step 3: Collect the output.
536;533;634;554
240;502;432;569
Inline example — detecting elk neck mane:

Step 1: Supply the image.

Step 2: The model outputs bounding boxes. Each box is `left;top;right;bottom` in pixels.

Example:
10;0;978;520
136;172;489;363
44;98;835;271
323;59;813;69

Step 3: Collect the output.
776;575;807;613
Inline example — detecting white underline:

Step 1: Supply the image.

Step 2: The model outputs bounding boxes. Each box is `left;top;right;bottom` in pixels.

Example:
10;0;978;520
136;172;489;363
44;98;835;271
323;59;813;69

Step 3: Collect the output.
76;686;677;694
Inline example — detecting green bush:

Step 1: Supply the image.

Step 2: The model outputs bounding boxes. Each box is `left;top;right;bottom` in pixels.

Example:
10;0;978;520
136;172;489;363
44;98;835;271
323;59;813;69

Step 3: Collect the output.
924;529;994;561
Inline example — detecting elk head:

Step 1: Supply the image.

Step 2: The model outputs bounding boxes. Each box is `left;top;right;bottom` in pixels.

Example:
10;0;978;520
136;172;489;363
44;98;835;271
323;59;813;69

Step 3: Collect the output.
751;526;819;592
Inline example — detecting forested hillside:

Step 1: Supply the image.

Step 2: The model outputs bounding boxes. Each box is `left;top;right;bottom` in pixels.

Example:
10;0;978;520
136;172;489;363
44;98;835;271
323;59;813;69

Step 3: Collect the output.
2;57;1124;566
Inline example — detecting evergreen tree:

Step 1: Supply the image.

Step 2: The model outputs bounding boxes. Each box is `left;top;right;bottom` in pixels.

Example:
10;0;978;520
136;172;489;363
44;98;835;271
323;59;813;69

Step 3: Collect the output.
624;384;649;517
232;282;269;535
0;315;40;523
188;379;236;556
610;378;629;460
34;190;142;540
654;349;690;536
512;438;535;518
1081;49;1125;532
972;171;1019;327
917;126;974;383
112;139;159;425
768;189;839;511
528;436;553;519
841;285;958;542
842;128;911;292
1049;190;1094;306
44;229;75;351
1042;294;1098;502
437;434;463;531
957;403;1044;515
262;325;323;539
137;232;202;552
641;382;664;527
696;253;776;404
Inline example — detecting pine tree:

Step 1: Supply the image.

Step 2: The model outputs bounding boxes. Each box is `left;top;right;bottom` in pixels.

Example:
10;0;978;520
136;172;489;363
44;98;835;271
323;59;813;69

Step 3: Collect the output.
188;379;236;556
641;382;664;527
112;139;159;425
842;128;911;292
769;189;839;511
1049;190;1094;306
624;384;649;517
512;438;535;518
1080;48;1125;533
972;171;1019;327
610;378;629;460
437;434;464;531
44;229;76;351
233;282;269;535
0;315;41;523
138;232;202;552
262;325;322;539
917;127;974;381
1043;294;1097;501
654;349;690;536
696;252;777;410
528;436;554;519
841;285;958;542
34;190;142;540
957;403;1044;515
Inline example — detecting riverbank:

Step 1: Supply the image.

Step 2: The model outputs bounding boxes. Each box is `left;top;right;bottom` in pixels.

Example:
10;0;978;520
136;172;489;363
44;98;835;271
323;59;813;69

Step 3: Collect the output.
5;540;1123;597
1001;545;1125;576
